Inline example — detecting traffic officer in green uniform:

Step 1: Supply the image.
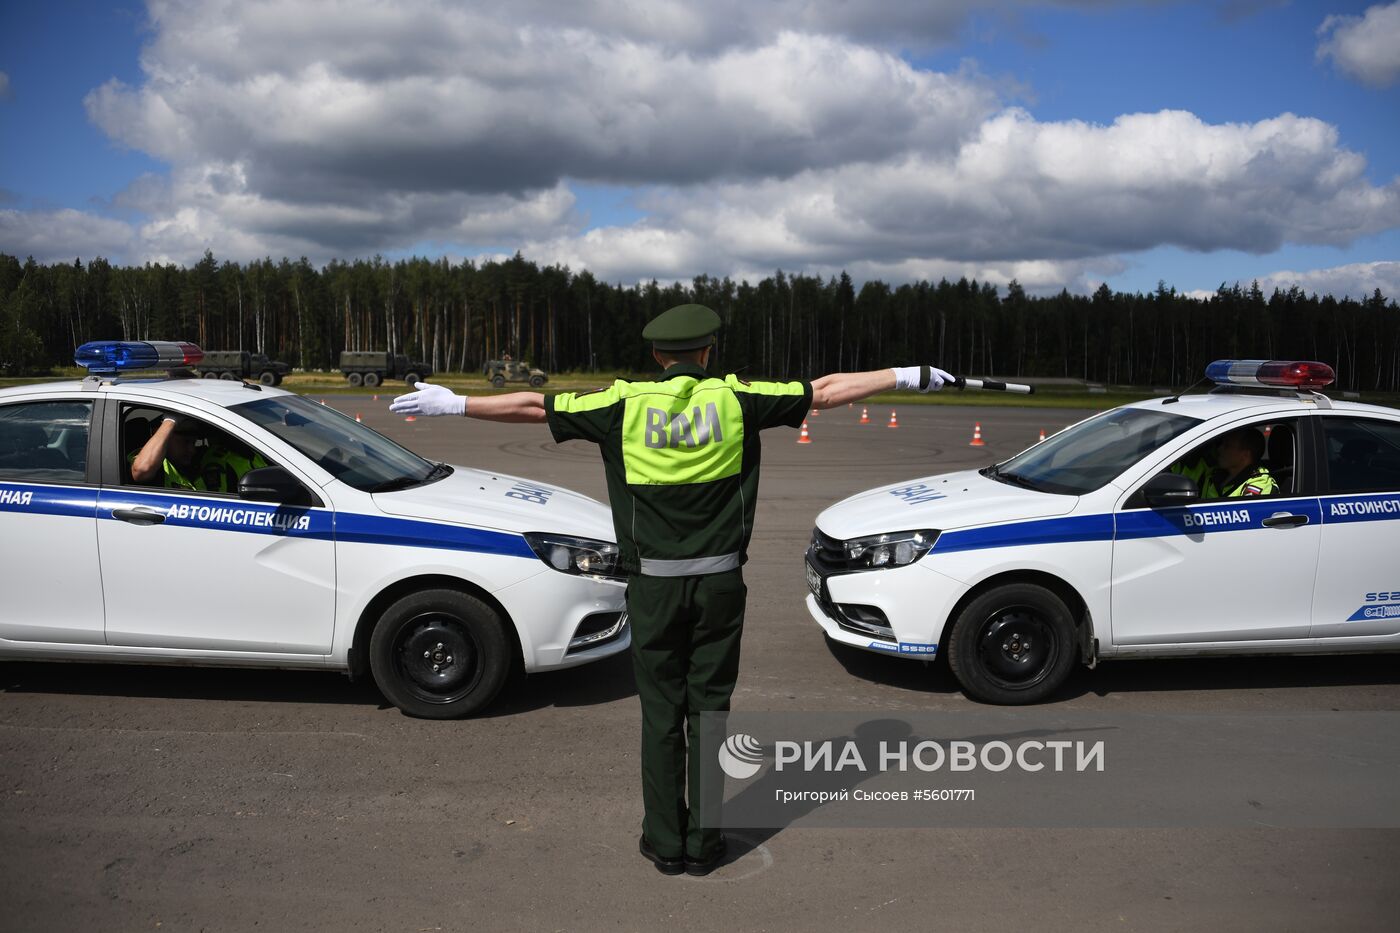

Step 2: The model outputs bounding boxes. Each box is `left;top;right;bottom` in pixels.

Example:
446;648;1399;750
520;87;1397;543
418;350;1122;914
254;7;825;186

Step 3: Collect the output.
1169;426;1277;498
391;303;953;875
130;414;267;492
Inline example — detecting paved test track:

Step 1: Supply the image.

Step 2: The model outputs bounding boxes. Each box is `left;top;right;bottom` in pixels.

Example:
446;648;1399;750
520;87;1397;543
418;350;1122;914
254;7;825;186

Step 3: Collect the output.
2;399;1397;932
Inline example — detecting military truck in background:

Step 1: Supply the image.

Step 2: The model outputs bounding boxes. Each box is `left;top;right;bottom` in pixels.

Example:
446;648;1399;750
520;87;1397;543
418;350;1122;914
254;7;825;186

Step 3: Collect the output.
197;350;291;385
483;359;548;388
338;351;434;387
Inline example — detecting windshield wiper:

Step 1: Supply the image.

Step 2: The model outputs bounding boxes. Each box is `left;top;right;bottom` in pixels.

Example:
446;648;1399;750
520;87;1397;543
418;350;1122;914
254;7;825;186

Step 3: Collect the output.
369;462;452;494
369;475;424;493
983;463;1042;491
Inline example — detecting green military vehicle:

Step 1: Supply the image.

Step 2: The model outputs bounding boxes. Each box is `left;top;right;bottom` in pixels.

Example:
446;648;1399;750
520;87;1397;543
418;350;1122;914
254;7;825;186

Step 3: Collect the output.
197;350;291;385
484;359;548;388
339;351;433;388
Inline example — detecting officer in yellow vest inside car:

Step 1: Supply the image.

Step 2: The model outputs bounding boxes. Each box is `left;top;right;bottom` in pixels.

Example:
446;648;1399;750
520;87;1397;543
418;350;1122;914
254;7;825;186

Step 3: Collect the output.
131;414;266;492
390;303;953;876
1170;426;1277;498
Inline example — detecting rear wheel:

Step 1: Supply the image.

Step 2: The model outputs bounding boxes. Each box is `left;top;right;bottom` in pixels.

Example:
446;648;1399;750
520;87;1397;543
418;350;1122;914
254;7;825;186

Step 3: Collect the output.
529;375;545;387
219;371;238;380
202;370;220;379
368;589;512;719
363;371;381;387
347;371;364;387
946;583;1078;705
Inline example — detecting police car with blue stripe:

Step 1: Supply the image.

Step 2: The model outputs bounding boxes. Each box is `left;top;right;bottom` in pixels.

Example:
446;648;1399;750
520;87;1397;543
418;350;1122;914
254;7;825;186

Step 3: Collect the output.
806;360;1400;704
0;342;628;718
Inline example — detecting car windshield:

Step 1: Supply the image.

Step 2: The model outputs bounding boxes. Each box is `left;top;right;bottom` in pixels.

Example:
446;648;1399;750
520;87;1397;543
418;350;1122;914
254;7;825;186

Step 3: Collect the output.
230;395;445;492
986;407;1201;496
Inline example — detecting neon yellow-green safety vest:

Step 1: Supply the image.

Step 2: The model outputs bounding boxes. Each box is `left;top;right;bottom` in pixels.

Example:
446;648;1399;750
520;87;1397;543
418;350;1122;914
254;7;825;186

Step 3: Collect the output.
547;363;810;576
1171;458;1277;498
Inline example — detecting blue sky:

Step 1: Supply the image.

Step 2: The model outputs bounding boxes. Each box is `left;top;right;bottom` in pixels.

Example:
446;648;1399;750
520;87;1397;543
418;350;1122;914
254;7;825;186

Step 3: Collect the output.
1;1;1397;298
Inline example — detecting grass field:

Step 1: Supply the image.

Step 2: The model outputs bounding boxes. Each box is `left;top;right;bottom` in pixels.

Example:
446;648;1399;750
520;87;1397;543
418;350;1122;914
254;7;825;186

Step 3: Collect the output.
3;368;1395;411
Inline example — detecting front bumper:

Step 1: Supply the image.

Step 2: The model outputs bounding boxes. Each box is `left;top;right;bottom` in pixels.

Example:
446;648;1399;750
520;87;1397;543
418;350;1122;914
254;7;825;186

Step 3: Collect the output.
804;552;969;659
493;570;630;671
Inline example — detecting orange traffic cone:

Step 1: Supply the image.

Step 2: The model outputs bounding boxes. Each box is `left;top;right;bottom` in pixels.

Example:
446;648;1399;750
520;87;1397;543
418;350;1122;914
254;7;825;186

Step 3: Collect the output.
319;398;326;405
859;407;870;424
969;422;985;447
887;410;899;429
405;415;417;423
372;394;379;402
1038;428;1046;442
355;412;363;423
797;422;812;444
810;407;819;417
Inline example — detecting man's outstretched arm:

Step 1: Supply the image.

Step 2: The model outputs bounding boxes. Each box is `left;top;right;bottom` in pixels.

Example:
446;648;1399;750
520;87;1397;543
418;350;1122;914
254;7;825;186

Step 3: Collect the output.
390;383;547;423
810;365;953;409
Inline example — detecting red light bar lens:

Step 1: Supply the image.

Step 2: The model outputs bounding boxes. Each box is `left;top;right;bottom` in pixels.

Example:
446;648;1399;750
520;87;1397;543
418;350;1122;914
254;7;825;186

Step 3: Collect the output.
1254;361;1334;388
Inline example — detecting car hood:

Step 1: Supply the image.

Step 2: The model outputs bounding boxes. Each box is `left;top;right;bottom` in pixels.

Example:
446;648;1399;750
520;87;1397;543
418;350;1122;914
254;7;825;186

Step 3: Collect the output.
815;469;1077;539
372;467;615;540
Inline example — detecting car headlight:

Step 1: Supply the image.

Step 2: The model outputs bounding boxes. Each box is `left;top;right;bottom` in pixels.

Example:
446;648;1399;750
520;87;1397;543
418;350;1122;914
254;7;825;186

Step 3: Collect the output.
523;532;624;581
841;530;939;569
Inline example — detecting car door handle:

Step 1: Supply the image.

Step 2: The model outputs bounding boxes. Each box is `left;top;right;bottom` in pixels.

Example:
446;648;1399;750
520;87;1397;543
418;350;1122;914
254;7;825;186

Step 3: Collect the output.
1261;513;1309;528
112;507;167;525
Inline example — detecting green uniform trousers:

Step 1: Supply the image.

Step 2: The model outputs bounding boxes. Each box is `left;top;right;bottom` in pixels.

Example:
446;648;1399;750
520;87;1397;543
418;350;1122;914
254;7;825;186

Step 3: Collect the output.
626;568;746;860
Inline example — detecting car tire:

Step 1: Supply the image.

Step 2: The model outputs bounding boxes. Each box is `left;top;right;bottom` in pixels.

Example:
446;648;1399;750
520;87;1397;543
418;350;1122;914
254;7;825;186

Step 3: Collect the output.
529;375;544;387
491;375;505;388
404;371;422;386
363;371;381;387
347;371;364;387
258;370;277;386
946;583;1078;705
368;588;512;719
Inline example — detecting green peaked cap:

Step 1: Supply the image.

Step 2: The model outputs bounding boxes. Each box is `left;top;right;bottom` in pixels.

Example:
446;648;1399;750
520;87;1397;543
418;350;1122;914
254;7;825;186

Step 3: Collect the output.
642;303;721;351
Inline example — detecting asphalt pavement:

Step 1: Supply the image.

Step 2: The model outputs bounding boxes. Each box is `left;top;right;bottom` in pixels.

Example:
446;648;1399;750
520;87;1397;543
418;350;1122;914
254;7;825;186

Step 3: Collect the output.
2;399;1398;932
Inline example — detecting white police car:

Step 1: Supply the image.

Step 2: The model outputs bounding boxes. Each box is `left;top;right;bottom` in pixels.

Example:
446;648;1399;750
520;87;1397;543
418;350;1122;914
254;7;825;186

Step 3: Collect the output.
806;360;1400;704
0;341;628;718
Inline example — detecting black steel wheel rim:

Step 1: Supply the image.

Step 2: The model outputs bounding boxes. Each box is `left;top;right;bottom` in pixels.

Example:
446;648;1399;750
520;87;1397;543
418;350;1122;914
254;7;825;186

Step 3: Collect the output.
391;613;483;705
974;606;1058;690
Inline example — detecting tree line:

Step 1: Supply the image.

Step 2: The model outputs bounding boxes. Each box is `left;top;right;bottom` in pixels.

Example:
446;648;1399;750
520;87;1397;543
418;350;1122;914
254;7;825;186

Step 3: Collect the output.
1;250;1397;392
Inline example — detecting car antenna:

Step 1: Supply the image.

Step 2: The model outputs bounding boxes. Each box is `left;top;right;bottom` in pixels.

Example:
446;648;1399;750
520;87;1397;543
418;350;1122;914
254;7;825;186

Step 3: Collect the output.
1162;377;1211;405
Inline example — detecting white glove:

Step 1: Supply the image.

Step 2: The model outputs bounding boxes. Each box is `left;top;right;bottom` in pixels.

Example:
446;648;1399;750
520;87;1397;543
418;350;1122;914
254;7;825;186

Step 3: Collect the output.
390;382;467;417
892;365;955;392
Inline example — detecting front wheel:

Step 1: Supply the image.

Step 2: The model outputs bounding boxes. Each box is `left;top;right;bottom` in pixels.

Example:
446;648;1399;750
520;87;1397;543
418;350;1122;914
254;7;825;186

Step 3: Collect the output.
946;583;1078;705
258;370;277;386
491;375;505;388
368;588;512;718
404;371;422;385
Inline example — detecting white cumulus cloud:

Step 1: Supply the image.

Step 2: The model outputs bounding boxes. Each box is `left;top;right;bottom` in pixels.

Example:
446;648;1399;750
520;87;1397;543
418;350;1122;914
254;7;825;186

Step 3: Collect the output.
1255;260;1400;300
0;0;1395;301
1317;1;1400;87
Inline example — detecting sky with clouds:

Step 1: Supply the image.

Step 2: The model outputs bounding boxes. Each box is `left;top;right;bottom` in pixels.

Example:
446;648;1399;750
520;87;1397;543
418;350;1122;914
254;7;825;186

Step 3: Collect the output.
0;0;1397;298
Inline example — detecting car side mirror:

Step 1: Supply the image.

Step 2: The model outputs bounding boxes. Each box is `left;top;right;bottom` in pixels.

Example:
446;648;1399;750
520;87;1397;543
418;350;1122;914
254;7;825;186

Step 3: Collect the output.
1142;472;1200;508
239;466;311;506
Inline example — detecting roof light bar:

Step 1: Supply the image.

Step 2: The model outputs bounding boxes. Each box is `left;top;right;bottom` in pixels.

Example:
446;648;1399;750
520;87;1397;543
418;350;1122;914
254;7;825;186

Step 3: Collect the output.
75;341;204;375
1205;359;1335;389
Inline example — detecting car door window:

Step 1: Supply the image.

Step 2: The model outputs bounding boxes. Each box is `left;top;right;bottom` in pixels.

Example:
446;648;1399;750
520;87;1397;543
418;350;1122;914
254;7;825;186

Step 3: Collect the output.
0;400;93;483
120;404;277;497
1322;417;1400;493
1156;418;1300;502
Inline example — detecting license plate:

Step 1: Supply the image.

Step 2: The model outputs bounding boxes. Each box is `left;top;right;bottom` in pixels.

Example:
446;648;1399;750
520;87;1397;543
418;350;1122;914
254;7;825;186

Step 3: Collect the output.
805;560;824;600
